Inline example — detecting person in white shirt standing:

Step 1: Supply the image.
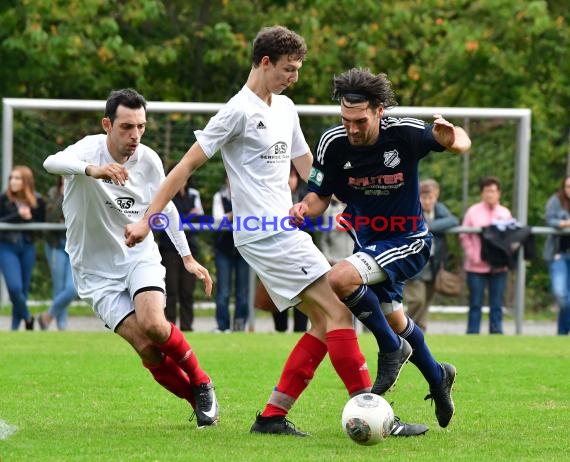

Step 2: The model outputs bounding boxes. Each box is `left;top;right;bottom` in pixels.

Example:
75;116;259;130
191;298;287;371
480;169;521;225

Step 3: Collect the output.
43;88;218;428
125;26;426;437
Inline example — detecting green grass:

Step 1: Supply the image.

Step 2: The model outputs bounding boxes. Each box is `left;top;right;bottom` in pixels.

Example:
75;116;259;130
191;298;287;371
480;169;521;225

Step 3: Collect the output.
0;333;568;462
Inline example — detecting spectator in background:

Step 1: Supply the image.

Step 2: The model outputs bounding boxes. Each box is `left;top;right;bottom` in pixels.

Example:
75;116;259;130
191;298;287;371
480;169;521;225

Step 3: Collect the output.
38;176;77;330
319;195;354;266
158;175;203;332
404;179;458;331
0;165;45;330
543;175;570;335
272;166;309;333
212;176;250;332
460;176;512;334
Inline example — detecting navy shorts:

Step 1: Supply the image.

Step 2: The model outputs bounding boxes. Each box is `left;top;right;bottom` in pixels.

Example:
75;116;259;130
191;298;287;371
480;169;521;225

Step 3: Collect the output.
359;234;432;303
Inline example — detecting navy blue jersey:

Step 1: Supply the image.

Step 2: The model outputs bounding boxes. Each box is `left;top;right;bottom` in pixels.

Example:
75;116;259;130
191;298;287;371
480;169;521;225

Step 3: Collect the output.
308;117;445;247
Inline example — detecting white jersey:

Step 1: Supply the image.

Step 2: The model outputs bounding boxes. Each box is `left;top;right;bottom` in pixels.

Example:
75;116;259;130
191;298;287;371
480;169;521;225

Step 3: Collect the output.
195;85;310;246
43;134;189;278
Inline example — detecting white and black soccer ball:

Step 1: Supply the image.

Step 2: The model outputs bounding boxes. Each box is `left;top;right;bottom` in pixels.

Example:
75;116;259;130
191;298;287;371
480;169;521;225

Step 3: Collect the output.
341;393;394;446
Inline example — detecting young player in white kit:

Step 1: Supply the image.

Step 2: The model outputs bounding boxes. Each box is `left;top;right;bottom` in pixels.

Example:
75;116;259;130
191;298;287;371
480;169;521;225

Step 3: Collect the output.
43;89;219;428
125;26;426;437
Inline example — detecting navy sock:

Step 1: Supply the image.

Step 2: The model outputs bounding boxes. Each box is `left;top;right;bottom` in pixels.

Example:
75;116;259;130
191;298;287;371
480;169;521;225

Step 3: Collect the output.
342;285;400;352
400;316;443;386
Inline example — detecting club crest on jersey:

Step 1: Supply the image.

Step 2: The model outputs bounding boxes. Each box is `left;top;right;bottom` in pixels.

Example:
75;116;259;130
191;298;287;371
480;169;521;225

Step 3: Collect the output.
115;197;135;210
383;150;400;168
309;167;324;186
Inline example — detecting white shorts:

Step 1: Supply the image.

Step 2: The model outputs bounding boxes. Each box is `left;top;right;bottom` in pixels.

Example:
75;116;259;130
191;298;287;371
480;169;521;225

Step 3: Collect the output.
238;231;331;311
72;260;166;331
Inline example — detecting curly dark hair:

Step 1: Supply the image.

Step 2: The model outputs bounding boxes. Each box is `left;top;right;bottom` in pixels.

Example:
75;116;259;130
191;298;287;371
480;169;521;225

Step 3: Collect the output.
332;68;398;110
252;26;307;66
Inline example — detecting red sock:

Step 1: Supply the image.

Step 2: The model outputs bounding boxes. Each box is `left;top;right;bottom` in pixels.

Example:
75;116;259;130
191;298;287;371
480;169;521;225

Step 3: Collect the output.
144;356;196;408
326;328;371;395
157;323;209;385
262;333;327;418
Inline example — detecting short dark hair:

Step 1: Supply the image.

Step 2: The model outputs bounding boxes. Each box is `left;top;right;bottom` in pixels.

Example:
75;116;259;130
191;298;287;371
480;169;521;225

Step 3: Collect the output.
105;88;147;124
333;68;398;110
479;176;501;192
252;26;307;66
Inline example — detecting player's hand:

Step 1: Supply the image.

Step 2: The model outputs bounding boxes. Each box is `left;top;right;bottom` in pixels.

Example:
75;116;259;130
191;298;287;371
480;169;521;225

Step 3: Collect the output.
289;202;309;228
432;114;456;148
182;255;213;296
86;163;128;186
124;220;151;248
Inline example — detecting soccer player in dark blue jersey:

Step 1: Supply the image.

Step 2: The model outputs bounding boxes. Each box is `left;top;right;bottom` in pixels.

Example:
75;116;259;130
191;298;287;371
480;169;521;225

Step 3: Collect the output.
290;68;471;428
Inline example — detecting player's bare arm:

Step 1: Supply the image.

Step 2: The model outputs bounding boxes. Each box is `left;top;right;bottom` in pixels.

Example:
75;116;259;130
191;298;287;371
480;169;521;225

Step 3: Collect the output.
124;142;208;247
291;151;313;182
432;114;472;154
182;254;213;296
86;163;129;186
290;191;331;227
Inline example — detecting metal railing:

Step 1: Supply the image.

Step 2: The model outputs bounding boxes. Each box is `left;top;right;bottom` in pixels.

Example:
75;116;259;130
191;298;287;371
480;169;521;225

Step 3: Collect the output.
0;222;559;333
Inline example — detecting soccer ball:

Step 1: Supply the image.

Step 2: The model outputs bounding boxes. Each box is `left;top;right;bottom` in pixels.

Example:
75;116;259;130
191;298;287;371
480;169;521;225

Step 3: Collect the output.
341;393;394;446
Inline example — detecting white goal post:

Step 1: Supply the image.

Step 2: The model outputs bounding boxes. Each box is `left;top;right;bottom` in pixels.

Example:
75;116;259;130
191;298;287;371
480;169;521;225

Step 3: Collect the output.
2;98;532;333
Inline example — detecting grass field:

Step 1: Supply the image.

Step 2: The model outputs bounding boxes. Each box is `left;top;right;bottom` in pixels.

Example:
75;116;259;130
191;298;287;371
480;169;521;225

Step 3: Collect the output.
1;332;568;462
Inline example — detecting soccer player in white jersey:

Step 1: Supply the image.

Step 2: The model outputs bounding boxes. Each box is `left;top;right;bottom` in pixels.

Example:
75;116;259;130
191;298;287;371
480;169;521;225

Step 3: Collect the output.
125;26;426;437
290;68;472;428
43;89;219;428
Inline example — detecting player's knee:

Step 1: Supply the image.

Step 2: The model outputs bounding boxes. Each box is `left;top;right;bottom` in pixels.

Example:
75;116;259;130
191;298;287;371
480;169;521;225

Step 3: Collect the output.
118;327;161;364
141;319;170;343
327;267;350;297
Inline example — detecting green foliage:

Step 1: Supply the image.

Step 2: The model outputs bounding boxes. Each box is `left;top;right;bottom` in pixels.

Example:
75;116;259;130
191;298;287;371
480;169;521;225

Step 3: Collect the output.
1;332;569;461
0;0;165;97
